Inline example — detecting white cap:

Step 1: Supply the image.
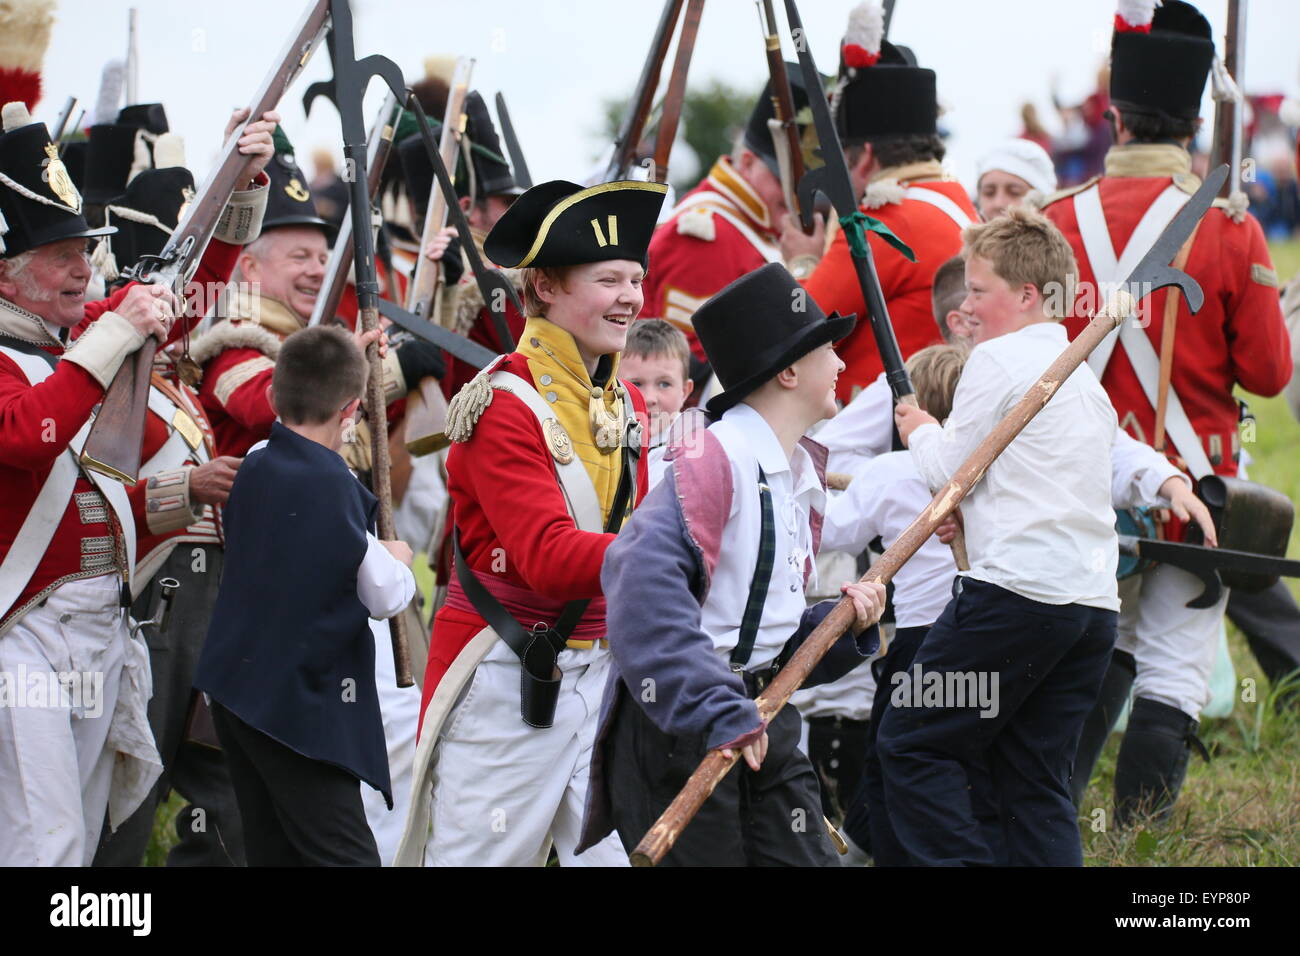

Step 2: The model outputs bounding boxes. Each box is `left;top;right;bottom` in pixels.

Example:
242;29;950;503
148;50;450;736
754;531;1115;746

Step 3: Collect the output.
976;138;1057;196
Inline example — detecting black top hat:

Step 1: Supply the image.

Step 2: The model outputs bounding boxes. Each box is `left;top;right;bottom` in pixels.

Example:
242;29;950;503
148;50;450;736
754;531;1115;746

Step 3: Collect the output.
742;62;815;177
692;263;855;416
261;126;332;235
1110;1;1214;122
117;103;170;135
484;179;667;270
836;39;937;144
82;123;142;205
0;103;114;258
104;165;194;272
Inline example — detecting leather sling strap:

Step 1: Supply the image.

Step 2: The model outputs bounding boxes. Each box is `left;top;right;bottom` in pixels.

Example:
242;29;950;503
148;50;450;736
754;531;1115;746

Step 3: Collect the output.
1152;221;1202;454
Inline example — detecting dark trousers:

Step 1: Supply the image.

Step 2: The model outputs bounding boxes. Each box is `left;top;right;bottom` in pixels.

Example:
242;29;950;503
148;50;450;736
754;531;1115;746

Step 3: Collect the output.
210;701;379;867
876;580;1116;866
94;546;245;866
1228;580;1300;703
606;689;839;867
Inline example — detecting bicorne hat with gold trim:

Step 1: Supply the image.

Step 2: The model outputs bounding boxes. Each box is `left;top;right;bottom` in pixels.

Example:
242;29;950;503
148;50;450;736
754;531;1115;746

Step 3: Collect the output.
0;101;114;258
261;125;332;236
483;179;667;270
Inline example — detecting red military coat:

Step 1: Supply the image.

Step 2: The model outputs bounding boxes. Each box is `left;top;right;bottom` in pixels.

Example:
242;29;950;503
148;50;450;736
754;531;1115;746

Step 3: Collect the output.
419;334;649;723
640;157;781;362
0;240;240;626
1043;147;1292;478
804;170;977;402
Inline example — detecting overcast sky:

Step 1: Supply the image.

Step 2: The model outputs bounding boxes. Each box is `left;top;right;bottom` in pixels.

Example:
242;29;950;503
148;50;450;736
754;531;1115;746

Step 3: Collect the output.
36;0;1300;196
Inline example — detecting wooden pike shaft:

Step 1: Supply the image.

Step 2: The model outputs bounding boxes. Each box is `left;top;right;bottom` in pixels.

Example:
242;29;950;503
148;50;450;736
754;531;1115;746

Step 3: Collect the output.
360;300;413;687
629;299;1131;866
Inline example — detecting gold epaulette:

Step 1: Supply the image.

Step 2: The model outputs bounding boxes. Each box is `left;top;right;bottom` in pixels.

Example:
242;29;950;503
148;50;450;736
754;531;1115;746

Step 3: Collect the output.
1038;175;1101;208
445;367;496;443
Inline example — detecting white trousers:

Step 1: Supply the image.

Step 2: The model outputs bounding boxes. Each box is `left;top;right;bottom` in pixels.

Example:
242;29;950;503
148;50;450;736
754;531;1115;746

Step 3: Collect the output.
427;639;628;867
1116;563;1230;720
363;617;425;865
0;574;157;866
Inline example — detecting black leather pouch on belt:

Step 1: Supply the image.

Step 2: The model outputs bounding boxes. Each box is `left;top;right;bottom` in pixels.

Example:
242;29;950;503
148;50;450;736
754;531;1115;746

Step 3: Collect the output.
1191;476;1295;591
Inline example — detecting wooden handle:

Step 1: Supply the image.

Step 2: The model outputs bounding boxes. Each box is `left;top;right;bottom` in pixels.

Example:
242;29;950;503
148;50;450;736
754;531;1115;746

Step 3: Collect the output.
80;339;159;484
630;302;1129;865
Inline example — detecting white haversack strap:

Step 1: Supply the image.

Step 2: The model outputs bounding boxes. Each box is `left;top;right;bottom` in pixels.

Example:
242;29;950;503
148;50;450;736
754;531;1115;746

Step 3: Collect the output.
904;186;974;230
490;370;603;533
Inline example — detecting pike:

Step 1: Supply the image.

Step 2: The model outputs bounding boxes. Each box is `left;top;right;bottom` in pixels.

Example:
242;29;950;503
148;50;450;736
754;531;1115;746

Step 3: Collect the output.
650;0;705;185
306;90;402;328
79;0;332;484
757;0;809;232
494;92;532;190
310;0;414;686
782;0;970;567
604;0;684;182
629;164;1229;867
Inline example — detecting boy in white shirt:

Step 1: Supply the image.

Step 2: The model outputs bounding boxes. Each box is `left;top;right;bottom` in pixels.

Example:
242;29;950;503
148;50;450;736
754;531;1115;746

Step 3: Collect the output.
887;207;1118;866
580;264;887;866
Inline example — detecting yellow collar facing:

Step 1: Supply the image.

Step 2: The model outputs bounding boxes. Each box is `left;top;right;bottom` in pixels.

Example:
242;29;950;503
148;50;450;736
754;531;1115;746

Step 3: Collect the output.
706;157;774;232
1104;144;1198;186
225;288;306;339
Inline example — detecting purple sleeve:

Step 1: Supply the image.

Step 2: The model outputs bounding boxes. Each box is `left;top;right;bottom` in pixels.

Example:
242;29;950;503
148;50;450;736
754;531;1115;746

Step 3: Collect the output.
781;601;879;688
602;471;763;750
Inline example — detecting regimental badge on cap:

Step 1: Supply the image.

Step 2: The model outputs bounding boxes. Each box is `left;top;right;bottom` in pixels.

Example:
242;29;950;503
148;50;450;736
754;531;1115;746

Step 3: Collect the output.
285;177;310;203
43;142;81;213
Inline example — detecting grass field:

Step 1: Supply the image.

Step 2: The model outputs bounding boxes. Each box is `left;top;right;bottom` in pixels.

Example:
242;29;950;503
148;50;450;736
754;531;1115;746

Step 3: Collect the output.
142;242;1300;867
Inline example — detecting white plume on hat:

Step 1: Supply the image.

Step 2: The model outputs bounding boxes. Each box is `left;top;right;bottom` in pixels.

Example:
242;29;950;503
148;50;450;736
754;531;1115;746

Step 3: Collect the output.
94;59;125;125
1;100;31;132
976;138;1058;196
842;1;884;69
152;132;186;169
1116;0;1160;32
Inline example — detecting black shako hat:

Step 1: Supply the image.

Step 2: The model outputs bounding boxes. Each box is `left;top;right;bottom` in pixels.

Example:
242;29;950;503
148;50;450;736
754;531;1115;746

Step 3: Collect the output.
104;164;194;273
742;61;815;176
0;102;114;258
836;40;937;144
395;91;522;220
1110;0;1214;122
692;262;855;417
117;103;170;136
82;122;141;205
262;125;332;235
484;179;667;270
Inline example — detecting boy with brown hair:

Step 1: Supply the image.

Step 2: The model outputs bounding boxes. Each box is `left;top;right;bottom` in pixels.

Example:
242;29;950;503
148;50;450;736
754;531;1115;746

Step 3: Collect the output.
195;325;416;866
885;206;1119;866
621;319;694;485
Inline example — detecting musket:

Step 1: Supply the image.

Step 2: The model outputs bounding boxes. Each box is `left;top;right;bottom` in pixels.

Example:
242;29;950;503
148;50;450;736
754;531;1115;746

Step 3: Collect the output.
310;0;414;687
493;92;532;189
80;0;332;484
1209;0;1247;201
758;0;809;233
58;110;85;158
629;164;1230;867
406;57;473;323
50;96;77;143
651;0;705;184
307;90;402;328
604;0;684;182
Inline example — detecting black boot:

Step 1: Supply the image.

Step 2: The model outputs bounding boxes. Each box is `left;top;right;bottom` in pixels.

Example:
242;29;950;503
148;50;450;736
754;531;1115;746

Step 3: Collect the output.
1114;696;1202;828
1070;650;1135;808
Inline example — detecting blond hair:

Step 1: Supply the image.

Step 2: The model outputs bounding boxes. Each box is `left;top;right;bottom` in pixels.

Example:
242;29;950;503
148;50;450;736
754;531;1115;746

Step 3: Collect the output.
906;343;968;424
961;206;1076;319
520;265;574;317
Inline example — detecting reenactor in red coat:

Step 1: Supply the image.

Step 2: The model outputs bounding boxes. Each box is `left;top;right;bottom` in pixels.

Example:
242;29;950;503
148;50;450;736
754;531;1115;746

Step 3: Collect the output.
796;3;978;402
1044;0;1293;826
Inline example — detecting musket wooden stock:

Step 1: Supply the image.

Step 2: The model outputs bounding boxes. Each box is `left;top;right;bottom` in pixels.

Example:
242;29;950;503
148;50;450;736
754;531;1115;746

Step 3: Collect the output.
630;299;1130;866
605;0;685;182
760;0;808;232
80;0;331;483
651;0;704;184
